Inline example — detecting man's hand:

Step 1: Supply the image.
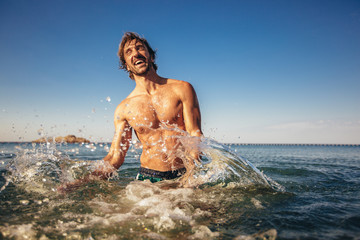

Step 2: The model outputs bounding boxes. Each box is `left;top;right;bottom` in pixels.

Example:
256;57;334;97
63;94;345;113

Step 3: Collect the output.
57;163;116;194
178;137;202;188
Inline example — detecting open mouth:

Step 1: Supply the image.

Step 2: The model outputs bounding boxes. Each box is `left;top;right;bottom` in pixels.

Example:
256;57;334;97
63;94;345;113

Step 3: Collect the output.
134;59;145;66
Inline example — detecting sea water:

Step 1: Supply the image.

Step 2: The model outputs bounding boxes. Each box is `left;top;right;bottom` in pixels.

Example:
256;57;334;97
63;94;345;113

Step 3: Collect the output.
0;141;360;239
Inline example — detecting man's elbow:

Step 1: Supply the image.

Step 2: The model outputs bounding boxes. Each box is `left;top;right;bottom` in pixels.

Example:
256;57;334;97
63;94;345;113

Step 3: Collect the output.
111;159;124;170
190;129;203;138
103;153;113;162
104;153;123;170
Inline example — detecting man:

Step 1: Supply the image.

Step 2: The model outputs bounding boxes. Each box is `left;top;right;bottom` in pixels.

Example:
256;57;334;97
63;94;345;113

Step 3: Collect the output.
102;32;202;183
59;32;202;192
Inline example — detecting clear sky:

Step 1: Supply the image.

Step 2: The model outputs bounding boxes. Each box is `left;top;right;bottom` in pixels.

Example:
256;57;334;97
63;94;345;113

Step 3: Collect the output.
1;0;359;144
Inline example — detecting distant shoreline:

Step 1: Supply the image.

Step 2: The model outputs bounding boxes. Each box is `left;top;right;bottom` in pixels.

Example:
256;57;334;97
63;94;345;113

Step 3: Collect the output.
31;135;90;144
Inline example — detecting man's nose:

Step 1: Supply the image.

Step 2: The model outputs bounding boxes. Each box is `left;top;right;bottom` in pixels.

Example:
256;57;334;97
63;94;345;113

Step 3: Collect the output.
132;50;143;58
133;48;139;55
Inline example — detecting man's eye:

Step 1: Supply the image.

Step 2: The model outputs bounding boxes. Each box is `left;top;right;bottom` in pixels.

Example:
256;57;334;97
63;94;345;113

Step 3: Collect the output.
137;46;144;50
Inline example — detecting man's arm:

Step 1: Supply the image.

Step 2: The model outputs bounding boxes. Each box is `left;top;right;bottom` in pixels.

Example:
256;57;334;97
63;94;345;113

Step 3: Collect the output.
94;103;132;178
179;82;203;170
57;104;131;193
181;82;202;138
176;81;203;187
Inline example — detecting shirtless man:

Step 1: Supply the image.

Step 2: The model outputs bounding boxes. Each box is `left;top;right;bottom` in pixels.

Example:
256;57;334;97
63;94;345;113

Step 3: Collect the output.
58;32;202;192
99;32;202;183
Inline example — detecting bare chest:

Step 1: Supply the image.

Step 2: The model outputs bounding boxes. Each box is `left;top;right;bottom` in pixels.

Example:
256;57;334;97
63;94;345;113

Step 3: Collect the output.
125;94;183;132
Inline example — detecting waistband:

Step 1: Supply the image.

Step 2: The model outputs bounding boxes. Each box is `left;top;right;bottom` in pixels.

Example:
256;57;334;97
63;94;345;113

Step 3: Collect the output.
138;167;186;180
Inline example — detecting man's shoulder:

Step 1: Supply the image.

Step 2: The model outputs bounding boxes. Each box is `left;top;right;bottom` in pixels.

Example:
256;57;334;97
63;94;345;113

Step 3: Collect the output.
116;90;149;111
114;99;128;116
113;96;139;122
167;79;193;91
116;95;138;110
167;78;189;85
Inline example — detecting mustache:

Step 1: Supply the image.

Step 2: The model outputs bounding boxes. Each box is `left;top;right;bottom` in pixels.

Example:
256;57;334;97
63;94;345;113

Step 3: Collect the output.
133;55;146;63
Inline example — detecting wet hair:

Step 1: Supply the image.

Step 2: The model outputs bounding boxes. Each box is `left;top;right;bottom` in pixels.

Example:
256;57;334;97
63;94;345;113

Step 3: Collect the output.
118;32;157;80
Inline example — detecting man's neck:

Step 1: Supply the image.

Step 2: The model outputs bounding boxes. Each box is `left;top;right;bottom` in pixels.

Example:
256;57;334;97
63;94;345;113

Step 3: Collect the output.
133;69;166;94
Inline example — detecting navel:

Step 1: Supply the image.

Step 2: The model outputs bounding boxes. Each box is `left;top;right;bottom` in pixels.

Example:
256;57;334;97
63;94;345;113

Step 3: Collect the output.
161;152;168;161
137;126;145;134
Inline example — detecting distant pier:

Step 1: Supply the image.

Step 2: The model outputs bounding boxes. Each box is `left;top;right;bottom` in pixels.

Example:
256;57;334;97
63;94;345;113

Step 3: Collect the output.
225;143;360;147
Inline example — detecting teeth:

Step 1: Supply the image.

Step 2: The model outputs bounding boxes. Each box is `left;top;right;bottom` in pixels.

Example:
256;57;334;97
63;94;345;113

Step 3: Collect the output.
135;60;143;65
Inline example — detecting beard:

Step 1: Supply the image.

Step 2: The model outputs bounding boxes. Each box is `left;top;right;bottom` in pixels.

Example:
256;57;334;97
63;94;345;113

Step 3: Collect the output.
128;60;152;77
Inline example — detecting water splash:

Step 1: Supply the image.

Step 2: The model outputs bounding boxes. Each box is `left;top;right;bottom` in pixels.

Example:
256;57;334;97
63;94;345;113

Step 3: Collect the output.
0;140;284;239
3;134;284;195
4;143;62;194
177;136;285;191
3;142;97;195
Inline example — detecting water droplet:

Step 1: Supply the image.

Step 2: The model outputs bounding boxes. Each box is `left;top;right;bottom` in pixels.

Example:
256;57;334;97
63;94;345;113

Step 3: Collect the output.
106;96;111;102
37;128;44;136
20;200;30;205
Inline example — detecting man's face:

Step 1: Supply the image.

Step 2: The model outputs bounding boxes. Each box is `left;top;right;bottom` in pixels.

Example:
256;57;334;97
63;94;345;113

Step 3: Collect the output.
123;39;152;77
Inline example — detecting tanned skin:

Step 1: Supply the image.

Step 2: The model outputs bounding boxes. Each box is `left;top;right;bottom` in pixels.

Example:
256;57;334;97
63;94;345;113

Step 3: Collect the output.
58;36;202;192
103;38;202;173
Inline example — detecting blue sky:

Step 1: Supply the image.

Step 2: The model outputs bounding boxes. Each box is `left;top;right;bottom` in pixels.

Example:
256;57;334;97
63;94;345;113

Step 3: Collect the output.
1;0;359;144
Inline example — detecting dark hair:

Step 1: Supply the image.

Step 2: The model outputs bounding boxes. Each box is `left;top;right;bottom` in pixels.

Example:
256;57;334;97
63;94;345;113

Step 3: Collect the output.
117;32;157;80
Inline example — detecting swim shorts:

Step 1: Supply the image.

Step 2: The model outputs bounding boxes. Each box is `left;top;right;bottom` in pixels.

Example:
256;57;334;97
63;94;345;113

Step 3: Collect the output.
136;167;186;183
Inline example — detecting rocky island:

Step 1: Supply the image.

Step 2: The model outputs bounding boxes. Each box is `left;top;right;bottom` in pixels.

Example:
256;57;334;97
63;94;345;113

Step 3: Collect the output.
32;135;90;144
